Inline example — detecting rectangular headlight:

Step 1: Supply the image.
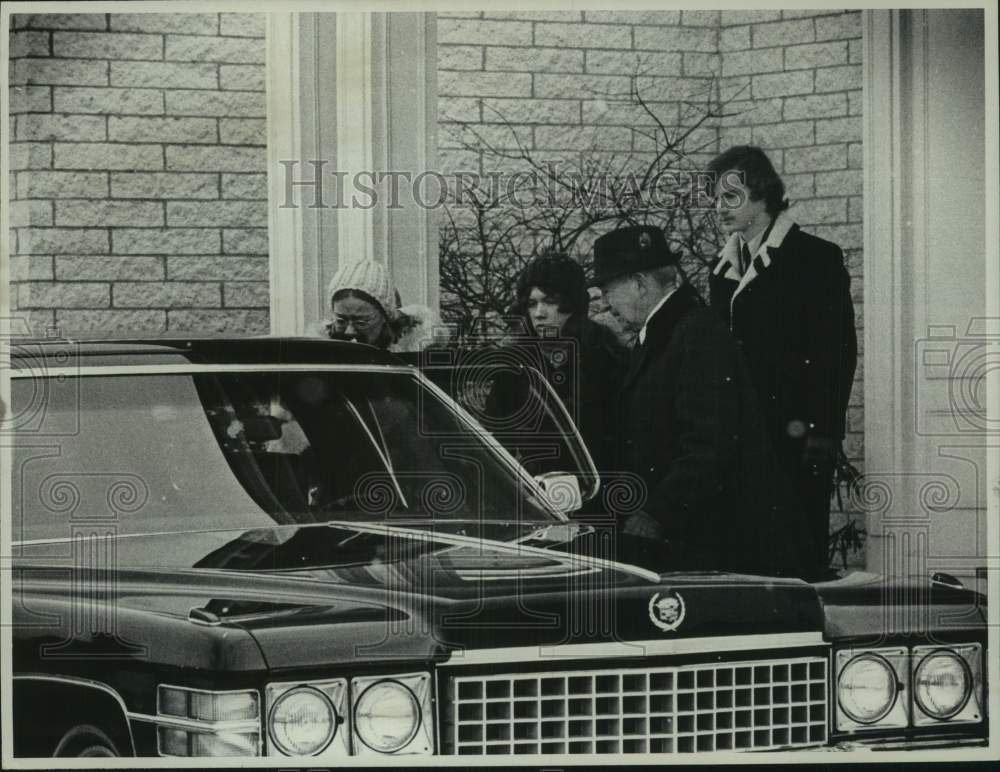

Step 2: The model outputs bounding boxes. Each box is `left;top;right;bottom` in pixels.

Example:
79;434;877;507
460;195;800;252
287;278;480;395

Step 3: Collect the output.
156;685;261;757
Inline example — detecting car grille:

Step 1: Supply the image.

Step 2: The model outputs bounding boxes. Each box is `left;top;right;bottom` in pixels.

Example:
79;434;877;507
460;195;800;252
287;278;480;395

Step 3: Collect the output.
444;656;828;754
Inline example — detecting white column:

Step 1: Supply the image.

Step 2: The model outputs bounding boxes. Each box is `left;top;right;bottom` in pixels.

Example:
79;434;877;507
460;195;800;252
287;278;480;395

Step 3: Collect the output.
862;9;908;525
265;12;439;335
373;13;439;309
987;3;1000;613
862;9;990;586
300;13;342;331
266;13;306;335
335;13;377;271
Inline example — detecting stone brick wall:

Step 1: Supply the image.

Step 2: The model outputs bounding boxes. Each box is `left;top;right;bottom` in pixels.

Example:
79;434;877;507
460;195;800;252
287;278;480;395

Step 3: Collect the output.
438;10;725;189
8;12;269;336
437;9;865;559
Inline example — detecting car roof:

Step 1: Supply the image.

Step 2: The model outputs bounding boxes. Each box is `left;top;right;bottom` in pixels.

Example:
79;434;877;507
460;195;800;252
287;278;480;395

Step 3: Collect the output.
5;336;405;370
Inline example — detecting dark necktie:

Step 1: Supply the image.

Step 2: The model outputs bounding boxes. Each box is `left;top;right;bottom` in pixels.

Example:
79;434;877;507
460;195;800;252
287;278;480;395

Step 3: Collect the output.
624;335;645;384
740;241;753;275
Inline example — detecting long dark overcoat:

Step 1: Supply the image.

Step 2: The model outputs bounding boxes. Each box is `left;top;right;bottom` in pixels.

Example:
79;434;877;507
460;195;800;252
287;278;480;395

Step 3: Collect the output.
615;283;806;576
708;212;857;465
708;213;857;573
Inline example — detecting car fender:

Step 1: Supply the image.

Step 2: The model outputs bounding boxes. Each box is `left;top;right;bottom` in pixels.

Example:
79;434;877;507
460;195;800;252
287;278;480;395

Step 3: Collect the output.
12;675;135;756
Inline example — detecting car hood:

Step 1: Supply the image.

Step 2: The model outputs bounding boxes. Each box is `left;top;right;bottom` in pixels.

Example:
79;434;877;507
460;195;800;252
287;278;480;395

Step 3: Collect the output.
811;570;987;640
18;520;825;669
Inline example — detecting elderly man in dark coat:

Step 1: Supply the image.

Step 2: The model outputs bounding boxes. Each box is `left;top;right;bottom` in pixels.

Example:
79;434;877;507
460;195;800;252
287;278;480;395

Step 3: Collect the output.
707;146;858;576
595;225;806;577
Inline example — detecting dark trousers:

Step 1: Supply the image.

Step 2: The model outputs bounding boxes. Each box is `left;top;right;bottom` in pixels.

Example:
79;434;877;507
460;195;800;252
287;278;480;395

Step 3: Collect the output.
778;441;835;579
796;470;835;576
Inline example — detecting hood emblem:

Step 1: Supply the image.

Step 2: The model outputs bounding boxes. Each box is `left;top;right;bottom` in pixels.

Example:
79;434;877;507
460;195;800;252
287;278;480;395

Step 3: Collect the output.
648;590;685;632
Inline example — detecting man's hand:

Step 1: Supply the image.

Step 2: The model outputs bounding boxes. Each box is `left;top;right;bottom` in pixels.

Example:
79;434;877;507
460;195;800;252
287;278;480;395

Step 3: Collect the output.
622;510;665;540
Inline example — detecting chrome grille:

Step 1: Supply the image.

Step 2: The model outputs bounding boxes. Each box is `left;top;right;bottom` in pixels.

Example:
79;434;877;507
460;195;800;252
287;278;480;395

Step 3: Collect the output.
447;656;827;754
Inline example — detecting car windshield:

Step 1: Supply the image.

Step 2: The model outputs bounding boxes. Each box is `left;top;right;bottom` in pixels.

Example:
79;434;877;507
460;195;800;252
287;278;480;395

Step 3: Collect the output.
10;368;558;545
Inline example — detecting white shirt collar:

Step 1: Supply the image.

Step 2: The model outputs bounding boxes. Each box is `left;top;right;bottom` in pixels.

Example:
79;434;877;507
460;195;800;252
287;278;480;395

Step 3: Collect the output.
739;219;771;264
638;286;678;345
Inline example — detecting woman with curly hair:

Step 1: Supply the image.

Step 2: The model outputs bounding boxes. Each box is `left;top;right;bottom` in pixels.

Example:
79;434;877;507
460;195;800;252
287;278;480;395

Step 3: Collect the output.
491;254;628;476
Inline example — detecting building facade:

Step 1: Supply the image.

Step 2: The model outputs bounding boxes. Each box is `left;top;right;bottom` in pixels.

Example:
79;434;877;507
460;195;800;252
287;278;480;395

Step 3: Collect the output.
4;8;992;582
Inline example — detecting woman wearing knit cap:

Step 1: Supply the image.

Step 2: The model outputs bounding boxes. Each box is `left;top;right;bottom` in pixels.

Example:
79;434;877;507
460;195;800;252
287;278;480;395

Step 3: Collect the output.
322;259;446;351
318;259;450;512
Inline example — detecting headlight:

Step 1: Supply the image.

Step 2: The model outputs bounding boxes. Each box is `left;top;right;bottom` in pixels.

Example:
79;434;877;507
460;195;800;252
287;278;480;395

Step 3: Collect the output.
269;687;336;756
354;680;420;753
836;644;985;733
913;651;969;719
350;672;433;755
837;653;899;724
265;679;349;757
912;645;983;725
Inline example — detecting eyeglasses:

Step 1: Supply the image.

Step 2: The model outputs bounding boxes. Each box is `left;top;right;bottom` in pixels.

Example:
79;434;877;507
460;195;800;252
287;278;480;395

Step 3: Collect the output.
332;314;378;331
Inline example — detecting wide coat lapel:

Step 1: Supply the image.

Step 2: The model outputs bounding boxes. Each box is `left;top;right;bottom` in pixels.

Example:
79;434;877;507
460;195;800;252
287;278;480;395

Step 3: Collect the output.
731;211;797;302
711;211;799;315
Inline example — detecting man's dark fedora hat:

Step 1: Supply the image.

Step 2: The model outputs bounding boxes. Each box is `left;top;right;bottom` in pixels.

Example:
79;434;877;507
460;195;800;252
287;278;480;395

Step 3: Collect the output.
592;225;679;286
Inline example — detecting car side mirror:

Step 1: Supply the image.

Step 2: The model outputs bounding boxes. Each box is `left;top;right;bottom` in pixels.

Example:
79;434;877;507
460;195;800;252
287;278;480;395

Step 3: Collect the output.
533;472;583;514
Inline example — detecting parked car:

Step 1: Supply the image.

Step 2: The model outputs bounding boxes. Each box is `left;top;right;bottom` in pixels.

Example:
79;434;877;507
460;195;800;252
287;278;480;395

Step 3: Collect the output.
6;337;988;758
